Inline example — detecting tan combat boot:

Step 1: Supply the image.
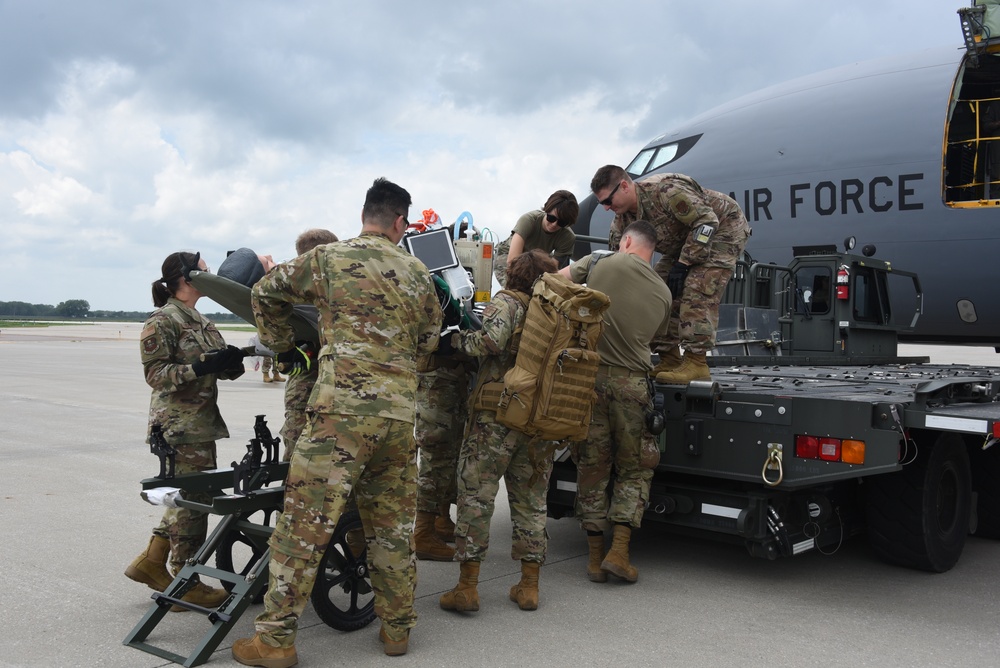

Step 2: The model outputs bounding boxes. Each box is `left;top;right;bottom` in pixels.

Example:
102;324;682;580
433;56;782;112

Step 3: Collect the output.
125;535;173;592
262;371;273;383
171;580;230;612
439;561;480;612
379;625;410;656
435;507;456;542
271;370;285;382
586;534;608;583
414;511;456;561
509;560;540;610
649;346;683;377
655;351;711;384
232;633;298;668
600;525;638;583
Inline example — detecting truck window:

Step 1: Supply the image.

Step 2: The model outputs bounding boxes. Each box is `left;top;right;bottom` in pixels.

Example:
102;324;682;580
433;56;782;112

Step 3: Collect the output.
852;268;891;324
795;267;832;315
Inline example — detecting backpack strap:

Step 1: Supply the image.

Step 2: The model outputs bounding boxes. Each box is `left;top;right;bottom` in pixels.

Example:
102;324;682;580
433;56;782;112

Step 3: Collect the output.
496;289;531;356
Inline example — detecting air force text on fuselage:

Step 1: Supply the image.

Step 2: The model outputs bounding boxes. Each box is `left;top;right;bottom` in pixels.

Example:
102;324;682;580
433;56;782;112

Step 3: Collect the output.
733;173;924;223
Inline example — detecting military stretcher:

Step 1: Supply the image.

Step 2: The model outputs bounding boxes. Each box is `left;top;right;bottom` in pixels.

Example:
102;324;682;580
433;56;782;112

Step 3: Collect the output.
123;416;375;667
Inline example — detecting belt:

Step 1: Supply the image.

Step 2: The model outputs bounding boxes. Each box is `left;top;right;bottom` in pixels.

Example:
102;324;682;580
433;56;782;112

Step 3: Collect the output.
597;364;648;378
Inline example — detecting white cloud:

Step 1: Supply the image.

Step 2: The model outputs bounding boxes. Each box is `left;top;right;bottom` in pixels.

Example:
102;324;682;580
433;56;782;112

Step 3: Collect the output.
0;0;960;311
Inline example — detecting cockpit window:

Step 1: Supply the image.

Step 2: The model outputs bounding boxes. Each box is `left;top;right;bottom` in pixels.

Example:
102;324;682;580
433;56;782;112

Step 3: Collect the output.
625;134;703;178
626;149;655;177
648;144;679;171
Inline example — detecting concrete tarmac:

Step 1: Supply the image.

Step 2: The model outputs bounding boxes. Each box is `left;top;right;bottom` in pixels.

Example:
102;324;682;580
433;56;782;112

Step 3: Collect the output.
1;323;999;668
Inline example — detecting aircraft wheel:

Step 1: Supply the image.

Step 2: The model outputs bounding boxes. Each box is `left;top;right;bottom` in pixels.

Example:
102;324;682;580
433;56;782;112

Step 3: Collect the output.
310;510;376;631
215;509;275;604
865;433;971;572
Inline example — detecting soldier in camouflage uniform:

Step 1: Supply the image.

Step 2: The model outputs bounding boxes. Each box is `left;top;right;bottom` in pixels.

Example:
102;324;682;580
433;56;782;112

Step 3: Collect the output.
492;190;579;287
438;249;559;614
126;251;245;611
413;360;475;560
232;178;442;665
591;165;751;383
260;354;284;383
278;228;338;461
560;221;671;584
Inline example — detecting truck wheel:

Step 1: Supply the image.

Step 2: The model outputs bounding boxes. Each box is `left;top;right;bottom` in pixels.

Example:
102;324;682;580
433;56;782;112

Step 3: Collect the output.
970;445;1000;538
865;433;971;572
310;510;376;631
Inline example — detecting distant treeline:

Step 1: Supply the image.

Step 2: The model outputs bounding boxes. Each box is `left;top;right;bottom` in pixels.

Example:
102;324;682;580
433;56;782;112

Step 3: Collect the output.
0;299;243;323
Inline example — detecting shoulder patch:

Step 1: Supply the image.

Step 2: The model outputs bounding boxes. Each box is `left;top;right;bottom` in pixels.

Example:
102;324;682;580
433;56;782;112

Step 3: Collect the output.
142;335;160;355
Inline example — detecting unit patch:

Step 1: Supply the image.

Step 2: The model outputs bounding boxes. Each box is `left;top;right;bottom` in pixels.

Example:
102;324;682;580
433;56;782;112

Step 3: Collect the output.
141;325;160;355
667;191;699;224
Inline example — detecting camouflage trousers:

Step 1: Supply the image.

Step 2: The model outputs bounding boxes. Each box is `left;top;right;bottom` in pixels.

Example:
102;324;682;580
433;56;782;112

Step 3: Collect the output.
279;370;317;461
415;365;470;514
653;258;734;355
255;413;418;647
455;410;553;563
571;374;658;531
261;356;273;373
151;440;217;575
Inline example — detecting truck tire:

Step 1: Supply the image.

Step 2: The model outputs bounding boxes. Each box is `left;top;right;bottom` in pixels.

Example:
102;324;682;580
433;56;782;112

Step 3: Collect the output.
865;433;971;572
969;445;1000;538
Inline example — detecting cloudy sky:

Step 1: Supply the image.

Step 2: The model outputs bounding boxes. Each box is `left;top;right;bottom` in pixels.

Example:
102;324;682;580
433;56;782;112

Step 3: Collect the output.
0;1;961;312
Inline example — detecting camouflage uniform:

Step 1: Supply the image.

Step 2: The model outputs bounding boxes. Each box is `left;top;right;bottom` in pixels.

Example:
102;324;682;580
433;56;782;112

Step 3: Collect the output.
250;231;441;646
493;210;576;287
452;291;553;563
261;355;273;375
416;362;475;515
609;173;750;355
279;367;316;461
568;252;670;531
139;298;244;573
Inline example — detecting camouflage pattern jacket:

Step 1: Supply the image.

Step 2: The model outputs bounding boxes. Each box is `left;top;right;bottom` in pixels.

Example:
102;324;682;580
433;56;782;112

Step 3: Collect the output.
251;231;442;423
453;290;528;408
609;173;750;269
140;298;242;445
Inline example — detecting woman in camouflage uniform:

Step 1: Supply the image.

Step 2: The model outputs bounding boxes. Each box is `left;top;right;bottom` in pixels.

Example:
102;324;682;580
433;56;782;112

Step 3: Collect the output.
125;251;245;610
439;249;558;613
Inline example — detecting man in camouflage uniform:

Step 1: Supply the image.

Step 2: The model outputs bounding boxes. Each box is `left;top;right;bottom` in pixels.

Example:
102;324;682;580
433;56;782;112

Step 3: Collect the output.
232;178;442;666
260;354;284;383
560;221;671;583
278;228;338;462
413;359;475;560
438;250;559;614
591;165;751;383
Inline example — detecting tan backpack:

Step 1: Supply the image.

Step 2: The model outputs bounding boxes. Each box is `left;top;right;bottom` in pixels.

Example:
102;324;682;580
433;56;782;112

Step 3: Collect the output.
495;272;611;441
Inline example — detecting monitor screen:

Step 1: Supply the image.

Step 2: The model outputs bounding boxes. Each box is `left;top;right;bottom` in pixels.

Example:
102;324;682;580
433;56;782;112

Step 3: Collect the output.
404;229;459;273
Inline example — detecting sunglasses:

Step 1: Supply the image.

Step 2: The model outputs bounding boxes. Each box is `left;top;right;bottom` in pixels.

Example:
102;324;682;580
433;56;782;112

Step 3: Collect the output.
598;180;623;207
545;213;570;228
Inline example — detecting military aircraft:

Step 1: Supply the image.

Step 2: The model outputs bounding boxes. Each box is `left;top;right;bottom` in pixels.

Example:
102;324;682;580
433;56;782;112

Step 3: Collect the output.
574;32;1000;348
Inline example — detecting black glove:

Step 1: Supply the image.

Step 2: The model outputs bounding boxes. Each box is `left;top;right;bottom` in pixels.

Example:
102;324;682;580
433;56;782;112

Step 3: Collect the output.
192;345;245;377
666;262;690;298
276;343;313;377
